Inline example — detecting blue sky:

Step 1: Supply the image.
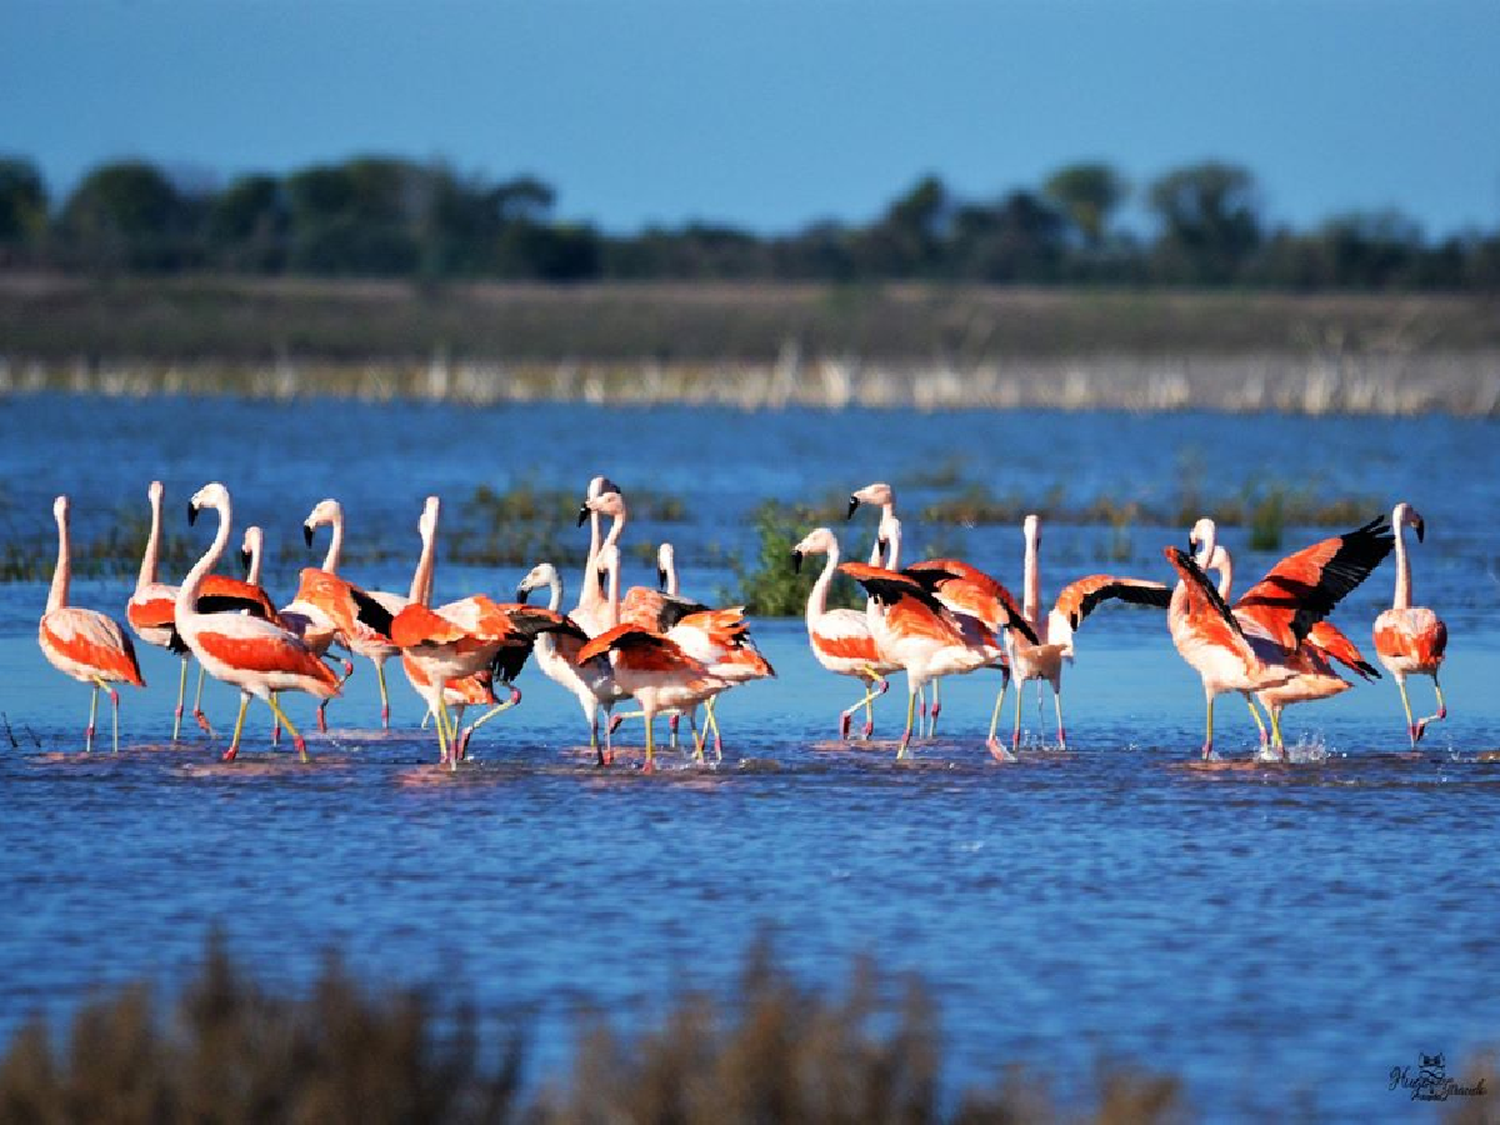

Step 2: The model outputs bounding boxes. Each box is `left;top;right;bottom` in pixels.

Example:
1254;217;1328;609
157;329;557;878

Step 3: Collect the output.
3;0;1497;237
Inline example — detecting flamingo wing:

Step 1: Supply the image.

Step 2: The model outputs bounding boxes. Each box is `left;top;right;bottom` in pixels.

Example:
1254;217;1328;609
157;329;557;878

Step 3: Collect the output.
839;563;943;612
193;620;340;691
40;609;145;686
903;559;1038;643
390;603;470;648
199;575;279;621
1056;575;1173;630
1164;546;1251;647
1234;518;1395;648
1305;621;1381;680
578;623;697;672
810;609;884;664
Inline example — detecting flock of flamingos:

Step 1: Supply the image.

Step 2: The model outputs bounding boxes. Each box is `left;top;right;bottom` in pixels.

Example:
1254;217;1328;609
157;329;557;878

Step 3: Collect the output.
36;475;1448;770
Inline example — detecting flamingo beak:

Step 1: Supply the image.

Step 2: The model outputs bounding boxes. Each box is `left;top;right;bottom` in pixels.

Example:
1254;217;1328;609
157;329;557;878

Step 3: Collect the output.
1414;517;1426;543
514;584;530;604
657;566;668;590
791;550;803;574
239;548;252;575
303;523;315;548
845;496;860;520
187;503;198;526
577;504;590;527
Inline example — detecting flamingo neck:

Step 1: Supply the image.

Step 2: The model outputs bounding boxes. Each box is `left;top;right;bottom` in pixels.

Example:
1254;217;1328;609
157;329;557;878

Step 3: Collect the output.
1022;530;1040;624
409;525;436;606
807;538;841;626
1393;522;1412;610
47;507;71;614
578;509;602;610
605;550;620;628
137;490;162;591
543;569;564;613
177;497;232;620
1214;549;1234;602
662;552;679;597
245;535;263;587
321;508;344;573
883;517;902;570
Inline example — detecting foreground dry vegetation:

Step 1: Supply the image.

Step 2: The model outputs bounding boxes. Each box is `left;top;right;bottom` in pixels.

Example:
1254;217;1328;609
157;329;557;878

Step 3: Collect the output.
0;934;1189;1124
2;934;1493;1124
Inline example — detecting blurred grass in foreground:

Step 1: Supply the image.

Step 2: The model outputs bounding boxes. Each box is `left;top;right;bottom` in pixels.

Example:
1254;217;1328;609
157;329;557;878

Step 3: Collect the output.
0;932;1193;1125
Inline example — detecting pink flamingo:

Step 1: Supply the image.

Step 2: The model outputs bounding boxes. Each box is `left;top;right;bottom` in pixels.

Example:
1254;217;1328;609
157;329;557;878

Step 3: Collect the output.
1372;502;1448;745
127;480;278;739
838;561;1002;759
40;495;145;752
175;483;340;763
790;527;900;739
999;513;1171;753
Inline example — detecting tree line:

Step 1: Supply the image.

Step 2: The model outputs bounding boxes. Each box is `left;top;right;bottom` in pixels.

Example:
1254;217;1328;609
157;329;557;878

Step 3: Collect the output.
1;153;1497;289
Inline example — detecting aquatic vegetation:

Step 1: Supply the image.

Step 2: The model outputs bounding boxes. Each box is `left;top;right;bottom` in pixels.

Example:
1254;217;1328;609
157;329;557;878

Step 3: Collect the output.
0;932;1189;1125
729;500;864;616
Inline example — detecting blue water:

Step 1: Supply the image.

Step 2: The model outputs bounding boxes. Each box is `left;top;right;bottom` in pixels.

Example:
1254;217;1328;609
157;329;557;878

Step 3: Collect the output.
3;393;1499;1120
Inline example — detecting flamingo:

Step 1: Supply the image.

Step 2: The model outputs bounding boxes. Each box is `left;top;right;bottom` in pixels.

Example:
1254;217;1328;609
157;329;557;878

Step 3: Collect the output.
838;561;1002;759
572;475;622;638
1165;515;1393;759
389;559;575;766
576;619;734;772
1372;502;1448;745
996;513;1172;753
300;498;407;727
40;496;145;752
1204;541;1381;756
127;480;279;740
516;561;623;765
397;496;500;737
790;527;901;739
176;483;341;763
592;537;772;760
848;482;1027;747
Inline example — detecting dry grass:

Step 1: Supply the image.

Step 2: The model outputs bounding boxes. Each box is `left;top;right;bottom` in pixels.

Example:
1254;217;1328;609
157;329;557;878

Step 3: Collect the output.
0;933;1193;1125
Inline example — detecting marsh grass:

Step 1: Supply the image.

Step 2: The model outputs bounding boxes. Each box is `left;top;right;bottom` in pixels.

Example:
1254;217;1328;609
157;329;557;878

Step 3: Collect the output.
0;932;1193;1125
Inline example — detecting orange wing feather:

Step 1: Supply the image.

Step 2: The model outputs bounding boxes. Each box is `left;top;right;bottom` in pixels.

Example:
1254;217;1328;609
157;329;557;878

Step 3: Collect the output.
40;613;145;686
193;628;339;690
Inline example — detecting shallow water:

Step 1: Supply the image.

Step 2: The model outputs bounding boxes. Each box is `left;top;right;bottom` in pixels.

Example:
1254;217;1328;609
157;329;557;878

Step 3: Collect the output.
3;394;1499;1119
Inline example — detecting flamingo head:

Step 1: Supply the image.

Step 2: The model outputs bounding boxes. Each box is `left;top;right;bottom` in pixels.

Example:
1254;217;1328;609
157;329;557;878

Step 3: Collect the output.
187;482;230;526
1394;502;1425;543
586;490;627;520
1188;517;1218;564
52;495;69;527
1023;512;1041;545
418;496;441;541
147;480;164;506
303;498;342;547
657;542;674;589
847;481;894;520
580;476;622;525
515;562;558;603
240;526;263;575
791;527;838;572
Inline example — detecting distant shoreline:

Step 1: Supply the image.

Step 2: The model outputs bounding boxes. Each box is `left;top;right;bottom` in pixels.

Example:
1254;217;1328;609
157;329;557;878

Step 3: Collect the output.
3;276;1497;414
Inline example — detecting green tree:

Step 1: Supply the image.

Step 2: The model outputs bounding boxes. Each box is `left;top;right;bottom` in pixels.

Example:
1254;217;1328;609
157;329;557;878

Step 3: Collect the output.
1147;161;1261;283
206;173;288;272
1043;162;1127;248
0;157;48;257
59;160;191;271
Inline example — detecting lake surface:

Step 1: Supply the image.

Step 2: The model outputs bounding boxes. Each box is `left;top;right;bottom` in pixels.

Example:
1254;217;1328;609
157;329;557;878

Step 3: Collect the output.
2;393;1499;1120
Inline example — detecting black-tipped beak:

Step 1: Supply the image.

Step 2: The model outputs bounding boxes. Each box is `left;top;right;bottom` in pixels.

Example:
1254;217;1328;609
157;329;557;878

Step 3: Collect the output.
302;523;315;548
1415;518;1426;544
791;550;803;574
656;566;668;590
514;585;530;604
187;502;198;526
239;548;252;575
577;505;590;527
877;537;888;558
845;496;859;520
596;568;607;594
